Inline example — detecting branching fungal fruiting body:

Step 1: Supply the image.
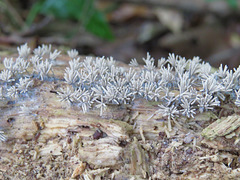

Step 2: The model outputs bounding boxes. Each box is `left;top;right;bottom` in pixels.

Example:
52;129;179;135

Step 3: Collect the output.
1;43;240;141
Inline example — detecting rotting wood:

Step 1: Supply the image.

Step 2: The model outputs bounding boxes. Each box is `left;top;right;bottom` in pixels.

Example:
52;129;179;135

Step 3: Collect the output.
0;54;240;179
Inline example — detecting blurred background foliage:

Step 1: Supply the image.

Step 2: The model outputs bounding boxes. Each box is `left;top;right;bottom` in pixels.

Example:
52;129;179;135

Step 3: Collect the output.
0;0;240;68
206;0;238;9
26;0;114;40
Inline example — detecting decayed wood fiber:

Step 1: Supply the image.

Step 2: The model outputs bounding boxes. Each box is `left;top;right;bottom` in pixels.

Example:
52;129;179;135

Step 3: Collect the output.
0;55;240;180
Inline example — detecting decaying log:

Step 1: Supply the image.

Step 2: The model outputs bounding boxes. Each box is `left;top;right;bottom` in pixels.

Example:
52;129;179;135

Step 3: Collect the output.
0;54;240;179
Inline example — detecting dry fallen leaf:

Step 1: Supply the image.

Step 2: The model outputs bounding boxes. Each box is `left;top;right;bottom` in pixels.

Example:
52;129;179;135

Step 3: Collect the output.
154;8;184;34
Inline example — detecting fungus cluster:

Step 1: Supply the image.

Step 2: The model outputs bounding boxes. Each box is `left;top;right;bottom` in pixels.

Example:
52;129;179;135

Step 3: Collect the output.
1;43;240;141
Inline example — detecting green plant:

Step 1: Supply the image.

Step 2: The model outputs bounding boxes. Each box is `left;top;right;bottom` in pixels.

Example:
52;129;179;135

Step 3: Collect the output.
26;0;114;40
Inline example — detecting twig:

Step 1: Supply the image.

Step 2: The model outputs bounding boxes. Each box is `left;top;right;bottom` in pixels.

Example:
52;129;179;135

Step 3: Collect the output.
207;47;240;68
20;17;54;37
3;0;24;28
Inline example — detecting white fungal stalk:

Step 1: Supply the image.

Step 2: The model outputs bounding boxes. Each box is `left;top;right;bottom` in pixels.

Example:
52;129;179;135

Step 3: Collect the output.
2;43;240;140
34;60;52;80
